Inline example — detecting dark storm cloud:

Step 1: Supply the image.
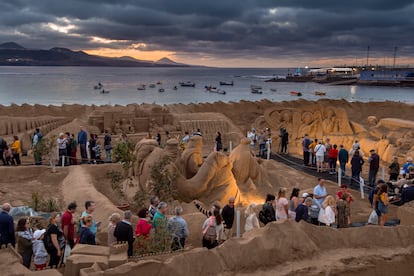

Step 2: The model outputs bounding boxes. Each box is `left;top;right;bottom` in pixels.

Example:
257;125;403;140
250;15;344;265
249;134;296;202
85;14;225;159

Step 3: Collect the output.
0;0;413;64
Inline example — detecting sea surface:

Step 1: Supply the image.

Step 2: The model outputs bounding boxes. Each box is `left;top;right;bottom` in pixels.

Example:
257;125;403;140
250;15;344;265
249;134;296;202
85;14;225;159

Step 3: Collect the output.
0;66;413;106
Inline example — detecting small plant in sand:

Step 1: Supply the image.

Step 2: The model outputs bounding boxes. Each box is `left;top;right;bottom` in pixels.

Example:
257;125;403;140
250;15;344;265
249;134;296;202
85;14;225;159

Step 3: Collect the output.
113;140;136;180
149;156;177;205
30;192;61;212
131;190;148;213
106;170;126;200
35;135;57;171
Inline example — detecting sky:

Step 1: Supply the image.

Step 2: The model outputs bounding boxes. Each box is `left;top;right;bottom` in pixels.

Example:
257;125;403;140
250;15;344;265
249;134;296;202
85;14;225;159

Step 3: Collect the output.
1;0;414;67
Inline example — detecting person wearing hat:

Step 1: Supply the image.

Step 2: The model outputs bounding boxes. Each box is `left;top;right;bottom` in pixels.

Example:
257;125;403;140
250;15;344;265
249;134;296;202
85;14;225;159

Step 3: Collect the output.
368;149;380;187
403;157;413;174
32;229;48;270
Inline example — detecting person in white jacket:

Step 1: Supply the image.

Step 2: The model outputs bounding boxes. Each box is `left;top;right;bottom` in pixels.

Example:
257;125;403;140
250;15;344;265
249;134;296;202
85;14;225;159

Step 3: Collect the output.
244;203;260;232
318;195;336;226
32;229;48;270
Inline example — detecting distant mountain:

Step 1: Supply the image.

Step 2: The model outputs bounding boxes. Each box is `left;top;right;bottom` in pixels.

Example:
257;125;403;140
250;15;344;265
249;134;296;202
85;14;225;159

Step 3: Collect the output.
155;57;185;66
0;42;26;50
0;42;189;67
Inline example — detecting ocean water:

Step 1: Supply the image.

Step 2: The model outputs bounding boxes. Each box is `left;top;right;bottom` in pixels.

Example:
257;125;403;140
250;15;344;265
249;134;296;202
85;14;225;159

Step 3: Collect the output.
0;66;413;106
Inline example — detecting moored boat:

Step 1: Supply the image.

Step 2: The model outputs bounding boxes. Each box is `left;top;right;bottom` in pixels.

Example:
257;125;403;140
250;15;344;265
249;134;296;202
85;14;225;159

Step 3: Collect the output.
314;91;326;96
270;88;277;92
148;84;156;88
179;81;196;87
250;85;263;94
137;84;146;90
158;88;165;92
94;82;103;90
219;81;234;86
100;89;110;94
290;91;302;96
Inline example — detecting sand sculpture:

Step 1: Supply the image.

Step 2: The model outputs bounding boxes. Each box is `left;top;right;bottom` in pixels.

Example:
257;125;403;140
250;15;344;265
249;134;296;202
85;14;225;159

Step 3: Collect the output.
132;134;280;207
255;105;414;163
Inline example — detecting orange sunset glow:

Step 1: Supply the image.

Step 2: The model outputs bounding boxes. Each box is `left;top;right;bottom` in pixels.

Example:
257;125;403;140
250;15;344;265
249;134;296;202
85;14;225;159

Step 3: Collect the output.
85;48;177;62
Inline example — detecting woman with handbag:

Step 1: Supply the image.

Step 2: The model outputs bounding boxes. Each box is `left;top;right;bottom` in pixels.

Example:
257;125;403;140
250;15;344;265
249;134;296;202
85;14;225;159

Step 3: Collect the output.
47;212;65;268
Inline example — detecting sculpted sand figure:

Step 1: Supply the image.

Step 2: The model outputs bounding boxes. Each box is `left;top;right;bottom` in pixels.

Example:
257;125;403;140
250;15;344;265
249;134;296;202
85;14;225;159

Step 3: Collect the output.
181;135;204;178
174;151;240;207
133;138;160;188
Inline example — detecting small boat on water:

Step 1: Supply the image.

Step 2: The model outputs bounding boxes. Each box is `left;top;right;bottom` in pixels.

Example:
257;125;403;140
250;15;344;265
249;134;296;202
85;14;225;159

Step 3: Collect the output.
137;84;146;90
179;81;196;87
94;83;103;90
148;84;156;88
100;89;110;94
250;85;263;94
205;86;226;94
158;88;165;92
270;88;277;92
314;91;326;96
173;86;178;90
290;91;302;96
219;81;234;86
156;81;162;85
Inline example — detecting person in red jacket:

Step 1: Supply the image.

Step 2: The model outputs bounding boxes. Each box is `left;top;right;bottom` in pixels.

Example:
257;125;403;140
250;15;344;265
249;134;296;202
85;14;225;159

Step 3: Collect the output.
328;144;339;174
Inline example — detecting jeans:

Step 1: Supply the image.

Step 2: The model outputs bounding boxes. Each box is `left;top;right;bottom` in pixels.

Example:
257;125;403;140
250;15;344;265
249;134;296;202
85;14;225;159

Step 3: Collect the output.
80;144;87;163
339;162;346;176
105;149;112;162
329;158;337;172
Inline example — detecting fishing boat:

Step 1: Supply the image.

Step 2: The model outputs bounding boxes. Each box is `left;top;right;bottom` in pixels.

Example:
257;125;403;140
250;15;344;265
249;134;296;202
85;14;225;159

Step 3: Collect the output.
137;84;146;90
148;84;156;88
156;81;163;85
250;85;263;94
158;88;165;92
219;81;234;86
314;91;326;96
100;89;110;94
206;86;226;94
173;86;178;90
290;91;302;96
179;81;196;87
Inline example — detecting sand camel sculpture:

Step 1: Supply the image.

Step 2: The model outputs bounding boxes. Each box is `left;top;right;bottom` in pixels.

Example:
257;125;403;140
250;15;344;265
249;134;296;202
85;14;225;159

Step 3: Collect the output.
132;135;279;207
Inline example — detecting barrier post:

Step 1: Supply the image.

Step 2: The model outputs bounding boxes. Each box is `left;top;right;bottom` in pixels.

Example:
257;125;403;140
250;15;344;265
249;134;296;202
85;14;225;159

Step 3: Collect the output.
359;177;365;199
61;156;65;168
236;210;241;238
267;143;270;160
338;168;342;187
229;141;232;153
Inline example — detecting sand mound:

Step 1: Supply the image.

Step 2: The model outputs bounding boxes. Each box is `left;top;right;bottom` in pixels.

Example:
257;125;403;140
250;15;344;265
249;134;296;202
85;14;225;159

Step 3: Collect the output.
95;221;414;276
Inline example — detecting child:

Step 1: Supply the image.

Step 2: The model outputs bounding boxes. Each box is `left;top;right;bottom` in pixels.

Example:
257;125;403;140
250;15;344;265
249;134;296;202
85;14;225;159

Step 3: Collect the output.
32;229;48;270
93;141;102;164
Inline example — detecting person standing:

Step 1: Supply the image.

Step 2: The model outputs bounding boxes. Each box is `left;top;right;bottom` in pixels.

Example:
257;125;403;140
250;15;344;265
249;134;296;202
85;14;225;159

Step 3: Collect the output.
88;134;97;164
0;136;6;165
104;129;112;163
257;131;266;158
148;196;160;221
61;202;77;249
32;128;43;165
388;156;400;181
313;178;327;208
338;144;349;177
376;183;390;226
314;141;326;173
221;197;235;240
32;229;48;270
114;211;135;256
295;197;313;223
152;202;169;252
350;150;364;185
57;133;67;166
275;188;289;220
11;135;21;165
302;134;312;166
368;149;380;187
79;216;96;245
16;218;33;269
215;132;222;152
65;132;72;166
77;126;88;164
337;193;350;228
107;213;121;246
81;201;98;240
280;127;289;154
70;133;78;165
156;133;161;146
0;203;15;247
47;212;64;268
328;144;338;174
168;206;189;251
244;204;260;232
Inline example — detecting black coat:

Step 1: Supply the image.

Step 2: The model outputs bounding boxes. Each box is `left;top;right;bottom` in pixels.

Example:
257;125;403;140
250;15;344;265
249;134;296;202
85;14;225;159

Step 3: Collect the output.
114;221;134;256
0;211;15;247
